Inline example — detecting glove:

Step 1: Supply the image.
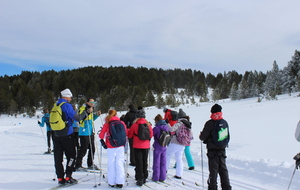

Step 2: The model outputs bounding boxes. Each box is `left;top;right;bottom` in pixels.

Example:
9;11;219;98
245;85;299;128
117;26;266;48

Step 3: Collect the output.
100;139;107;149
294;153;300;169
38;121;41;124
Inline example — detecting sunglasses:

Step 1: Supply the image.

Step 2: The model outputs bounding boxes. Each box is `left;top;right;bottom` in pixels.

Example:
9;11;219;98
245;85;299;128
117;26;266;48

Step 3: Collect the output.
89;101;96;104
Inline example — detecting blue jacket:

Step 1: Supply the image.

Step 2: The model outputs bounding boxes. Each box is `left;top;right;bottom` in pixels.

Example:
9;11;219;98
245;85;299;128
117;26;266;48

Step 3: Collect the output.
78;104;99;136
39;113;52;131
53;98;78;137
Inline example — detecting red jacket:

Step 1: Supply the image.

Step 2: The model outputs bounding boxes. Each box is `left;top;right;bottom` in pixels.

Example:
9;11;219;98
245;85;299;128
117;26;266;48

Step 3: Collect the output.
99;116;128;148
164;109;177;126
128;118;153;149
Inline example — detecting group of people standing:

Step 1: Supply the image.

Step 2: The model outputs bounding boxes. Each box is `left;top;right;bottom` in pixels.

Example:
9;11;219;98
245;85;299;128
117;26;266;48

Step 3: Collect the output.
40;88;231;190
97;104;196;188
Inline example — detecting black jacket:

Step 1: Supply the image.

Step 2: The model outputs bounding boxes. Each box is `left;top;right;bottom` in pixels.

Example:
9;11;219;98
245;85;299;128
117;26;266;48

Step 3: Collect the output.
199;119;228;150
123;108;137;128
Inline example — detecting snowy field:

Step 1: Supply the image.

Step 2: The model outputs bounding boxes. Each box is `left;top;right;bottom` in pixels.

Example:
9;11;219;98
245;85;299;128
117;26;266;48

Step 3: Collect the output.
0;92;300;189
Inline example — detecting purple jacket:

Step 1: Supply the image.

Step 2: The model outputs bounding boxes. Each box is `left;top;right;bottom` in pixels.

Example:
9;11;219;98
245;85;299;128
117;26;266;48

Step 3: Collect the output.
152;120;170;151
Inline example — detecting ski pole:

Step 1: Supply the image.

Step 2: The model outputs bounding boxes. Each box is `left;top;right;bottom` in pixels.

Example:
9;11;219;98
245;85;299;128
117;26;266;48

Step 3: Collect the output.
148;148;151;177
99;141;103;186
87;121;97;187
287;166;296;190
124;138;129;185
38;121;47;145
98;115;104;186
201;141;204;190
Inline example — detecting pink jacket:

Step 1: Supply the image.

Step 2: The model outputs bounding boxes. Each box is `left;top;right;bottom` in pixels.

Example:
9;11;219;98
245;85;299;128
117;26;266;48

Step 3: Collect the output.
99;116;128;148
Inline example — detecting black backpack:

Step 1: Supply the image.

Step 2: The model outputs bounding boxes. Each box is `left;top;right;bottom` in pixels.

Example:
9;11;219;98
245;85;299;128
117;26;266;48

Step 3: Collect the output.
158;130;172;147
108;120;127;147
211;119;230;147
137;123;150;140
170;110;178;121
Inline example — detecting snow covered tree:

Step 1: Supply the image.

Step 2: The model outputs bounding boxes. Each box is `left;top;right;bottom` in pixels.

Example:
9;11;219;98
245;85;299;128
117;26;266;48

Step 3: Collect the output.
229;82;238;100
236;76;249;100
282;50;300;93
264;61;283;99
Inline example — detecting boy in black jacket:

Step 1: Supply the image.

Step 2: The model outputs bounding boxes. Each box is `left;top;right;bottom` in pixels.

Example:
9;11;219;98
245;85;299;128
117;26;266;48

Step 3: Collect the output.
199;104;231;190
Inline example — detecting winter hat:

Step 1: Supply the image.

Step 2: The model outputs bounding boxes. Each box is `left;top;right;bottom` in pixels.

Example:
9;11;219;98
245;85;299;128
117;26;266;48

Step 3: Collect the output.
136;109;146;118
211;104;222;113
163;107;168;112
178;108;187;118
61;88;73;98
128;104;135;109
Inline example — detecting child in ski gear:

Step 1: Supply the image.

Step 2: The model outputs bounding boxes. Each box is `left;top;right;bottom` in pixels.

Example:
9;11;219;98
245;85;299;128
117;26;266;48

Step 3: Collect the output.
38;108;54;154
52;88;91;184
174;109;195;170
128;109;153;186
76;98;101;170
163;107;178;126
199;104;231;190
99;109;127;188
152;114;170;182
123;104;138;166
166;109;193;179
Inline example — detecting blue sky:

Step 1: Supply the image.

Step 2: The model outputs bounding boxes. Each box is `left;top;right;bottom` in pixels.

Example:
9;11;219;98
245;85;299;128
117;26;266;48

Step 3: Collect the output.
0;0;300;77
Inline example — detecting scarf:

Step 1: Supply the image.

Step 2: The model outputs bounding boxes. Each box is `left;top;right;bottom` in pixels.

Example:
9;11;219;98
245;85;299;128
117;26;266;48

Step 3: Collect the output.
210;112;223;121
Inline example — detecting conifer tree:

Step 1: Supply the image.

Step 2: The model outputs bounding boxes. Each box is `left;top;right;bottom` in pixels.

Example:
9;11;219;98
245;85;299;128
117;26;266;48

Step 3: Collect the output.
264;61;283;99
282;50;300;93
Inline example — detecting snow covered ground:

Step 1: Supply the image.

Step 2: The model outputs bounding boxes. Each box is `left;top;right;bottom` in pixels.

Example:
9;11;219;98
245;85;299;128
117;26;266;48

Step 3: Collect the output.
1;92;300;189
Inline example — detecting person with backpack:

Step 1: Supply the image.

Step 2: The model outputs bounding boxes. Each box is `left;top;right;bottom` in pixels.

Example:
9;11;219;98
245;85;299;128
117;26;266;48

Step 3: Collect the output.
51;88;91;185
163;107;178;126
76;98;101;171
174;109;195;170
152;114;170;182
128;109;153;186
166;109;193;179
199;104;231;190
38;108;54;154
99;109;127;188
123;104;138;166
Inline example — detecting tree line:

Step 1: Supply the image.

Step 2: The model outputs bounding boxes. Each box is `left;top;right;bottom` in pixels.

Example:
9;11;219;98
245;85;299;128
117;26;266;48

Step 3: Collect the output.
0;50;299;116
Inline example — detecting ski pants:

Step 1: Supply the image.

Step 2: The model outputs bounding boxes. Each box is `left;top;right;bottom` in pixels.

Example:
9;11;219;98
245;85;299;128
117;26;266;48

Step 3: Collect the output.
166;143;185;177
76;135;95;168
152;148;167;181
134;148;149;182
107;146;125;186
207;149;231;190
46;131;54;149
184;146;195;167
53;134;76;178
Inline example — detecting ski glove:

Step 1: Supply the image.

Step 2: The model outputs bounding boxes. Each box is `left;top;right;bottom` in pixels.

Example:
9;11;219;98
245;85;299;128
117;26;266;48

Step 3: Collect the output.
293;153;300;169
100;139;107;149
38;121;41;124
